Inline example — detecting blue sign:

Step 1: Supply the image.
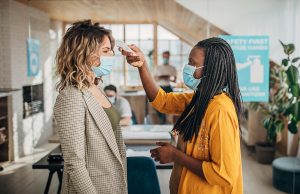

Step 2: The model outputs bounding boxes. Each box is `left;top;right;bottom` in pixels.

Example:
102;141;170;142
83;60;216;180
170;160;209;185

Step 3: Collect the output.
220;35;269;102
27;38;40;77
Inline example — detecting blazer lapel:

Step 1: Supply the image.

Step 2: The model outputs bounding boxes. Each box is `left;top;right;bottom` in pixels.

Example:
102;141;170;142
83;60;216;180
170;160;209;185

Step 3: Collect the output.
81;90;124;168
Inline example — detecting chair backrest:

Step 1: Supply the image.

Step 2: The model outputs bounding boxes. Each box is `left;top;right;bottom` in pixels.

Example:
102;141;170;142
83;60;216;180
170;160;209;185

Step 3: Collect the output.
131;110;138;125
127;156;161;194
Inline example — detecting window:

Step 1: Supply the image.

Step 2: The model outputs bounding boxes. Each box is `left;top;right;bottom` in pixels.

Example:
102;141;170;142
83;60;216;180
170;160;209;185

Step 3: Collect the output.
101;25;125;88
65;23;192;89
157;25;192;83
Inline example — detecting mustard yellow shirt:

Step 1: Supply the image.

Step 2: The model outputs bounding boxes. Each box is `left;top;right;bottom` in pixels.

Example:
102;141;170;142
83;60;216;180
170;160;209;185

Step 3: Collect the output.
151;88;243;194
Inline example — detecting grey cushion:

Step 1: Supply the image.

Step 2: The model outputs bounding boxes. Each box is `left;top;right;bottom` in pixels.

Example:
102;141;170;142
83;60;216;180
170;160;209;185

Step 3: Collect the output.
273;157;300;172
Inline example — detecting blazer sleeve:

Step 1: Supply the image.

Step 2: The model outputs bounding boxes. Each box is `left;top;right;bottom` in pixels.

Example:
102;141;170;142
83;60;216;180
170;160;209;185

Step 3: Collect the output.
150;88;194;115
54;91;97;194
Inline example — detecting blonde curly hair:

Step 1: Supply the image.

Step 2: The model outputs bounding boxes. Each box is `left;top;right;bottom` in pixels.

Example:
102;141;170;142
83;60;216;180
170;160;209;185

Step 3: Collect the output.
55;20;114;92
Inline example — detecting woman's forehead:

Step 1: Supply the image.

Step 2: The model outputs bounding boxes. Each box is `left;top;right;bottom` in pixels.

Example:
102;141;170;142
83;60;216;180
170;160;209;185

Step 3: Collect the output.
100;36;111;49
189;47;205;60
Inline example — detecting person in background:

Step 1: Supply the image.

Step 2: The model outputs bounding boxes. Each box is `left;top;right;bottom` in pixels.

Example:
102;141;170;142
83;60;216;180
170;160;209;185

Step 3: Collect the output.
155;51;177;92
154;51;177;124
104;84;133;126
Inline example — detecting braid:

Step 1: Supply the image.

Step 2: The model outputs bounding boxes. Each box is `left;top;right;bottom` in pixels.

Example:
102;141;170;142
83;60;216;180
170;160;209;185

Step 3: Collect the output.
174;37;242;141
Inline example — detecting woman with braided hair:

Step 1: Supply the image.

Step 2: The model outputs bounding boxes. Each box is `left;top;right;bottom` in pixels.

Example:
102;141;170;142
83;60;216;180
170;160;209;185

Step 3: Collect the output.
121;37;243;194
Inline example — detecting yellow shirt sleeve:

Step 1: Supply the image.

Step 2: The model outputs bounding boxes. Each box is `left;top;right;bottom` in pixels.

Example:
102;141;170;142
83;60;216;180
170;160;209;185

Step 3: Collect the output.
202;108;240;188
150;88;194;115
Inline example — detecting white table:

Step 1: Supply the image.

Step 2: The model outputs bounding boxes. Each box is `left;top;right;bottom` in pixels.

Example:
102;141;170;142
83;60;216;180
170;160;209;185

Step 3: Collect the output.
50;125;174;144
122;124;173;145
123;125;174;169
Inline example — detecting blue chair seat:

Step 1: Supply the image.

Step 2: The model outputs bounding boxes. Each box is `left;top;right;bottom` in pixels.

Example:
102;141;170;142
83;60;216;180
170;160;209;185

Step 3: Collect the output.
127;156;161;194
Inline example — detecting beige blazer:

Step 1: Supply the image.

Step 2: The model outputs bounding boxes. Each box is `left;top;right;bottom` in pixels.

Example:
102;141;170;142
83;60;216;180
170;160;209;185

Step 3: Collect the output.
54;86;127;194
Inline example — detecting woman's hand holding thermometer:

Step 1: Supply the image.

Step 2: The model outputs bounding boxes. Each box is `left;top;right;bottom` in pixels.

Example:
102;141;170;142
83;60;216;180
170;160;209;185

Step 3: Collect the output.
117;41;145;68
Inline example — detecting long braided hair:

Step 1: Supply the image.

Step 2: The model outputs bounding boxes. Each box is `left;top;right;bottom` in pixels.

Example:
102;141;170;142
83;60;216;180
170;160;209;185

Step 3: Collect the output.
173;37;242;141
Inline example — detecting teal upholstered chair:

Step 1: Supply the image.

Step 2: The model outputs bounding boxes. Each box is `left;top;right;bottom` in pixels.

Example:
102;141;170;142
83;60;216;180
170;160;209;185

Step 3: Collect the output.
127;156;161;194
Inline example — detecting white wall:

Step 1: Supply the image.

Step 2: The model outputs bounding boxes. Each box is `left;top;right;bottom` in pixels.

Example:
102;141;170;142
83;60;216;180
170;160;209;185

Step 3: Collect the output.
176;0;300;63
0;0;12;89
49;20;63;106
0;0;52;158
292;0;300;58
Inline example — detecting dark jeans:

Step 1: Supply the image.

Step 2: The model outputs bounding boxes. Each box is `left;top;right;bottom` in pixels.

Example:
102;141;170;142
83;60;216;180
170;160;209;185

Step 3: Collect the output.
156;85;173;124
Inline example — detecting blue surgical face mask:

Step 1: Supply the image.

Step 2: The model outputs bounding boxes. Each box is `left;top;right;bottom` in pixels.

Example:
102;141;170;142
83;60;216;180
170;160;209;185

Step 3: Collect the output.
163;58;169;65
108;96;116;104
183;64;205;90
92;56;114;77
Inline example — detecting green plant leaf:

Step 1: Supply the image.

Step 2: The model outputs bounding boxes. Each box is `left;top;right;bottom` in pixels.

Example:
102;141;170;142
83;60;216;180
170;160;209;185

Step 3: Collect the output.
289;84;300;97
279;40;286;47
287;44;295;55
292;57;300;63
285;104;294;115
282;59;289;66
275;120;285;133
286;65;299;84
263;117;271;129
286;102;300;121
294;102;300;121
288;121;298;134
268;123;277;144
263;117;277;144
279;40;295;55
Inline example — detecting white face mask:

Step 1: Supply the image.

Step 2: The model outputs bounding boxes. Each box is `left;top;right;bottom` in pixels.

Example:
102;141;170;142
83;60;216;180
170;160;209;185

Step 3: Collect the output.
108;96;116;104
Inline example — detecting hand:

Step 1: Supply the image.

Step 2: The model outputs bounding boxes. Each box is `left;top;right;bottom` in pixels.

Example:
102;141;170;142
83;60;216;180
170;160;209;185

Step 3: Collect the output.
150;142;176;164
119;44;146;68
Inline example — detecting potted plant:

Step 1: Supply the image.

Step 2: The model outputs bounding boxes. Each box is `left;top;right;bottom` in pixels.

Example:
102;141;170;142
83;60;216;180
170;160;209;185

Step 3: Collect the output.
251;41;299;164
250;59;289;164
279;41;300;156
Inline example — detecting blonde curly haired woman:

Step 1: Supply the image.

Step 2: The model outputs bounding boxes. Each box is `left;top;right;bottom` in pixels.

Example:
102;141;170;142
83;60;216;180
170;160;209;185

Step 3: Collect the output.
54;20;127;194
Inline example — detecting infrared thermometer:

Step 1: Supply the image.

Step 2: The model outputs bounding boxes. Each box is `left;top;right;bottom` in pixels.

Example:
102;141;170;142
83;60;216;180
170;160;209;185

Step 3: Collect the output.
115;40;135;53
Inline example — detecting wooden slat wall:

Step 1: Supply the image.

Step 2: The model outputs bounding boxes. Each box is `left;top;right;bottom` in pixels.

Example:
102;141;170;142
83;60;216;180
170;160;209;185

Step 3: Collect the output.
17;0;227;44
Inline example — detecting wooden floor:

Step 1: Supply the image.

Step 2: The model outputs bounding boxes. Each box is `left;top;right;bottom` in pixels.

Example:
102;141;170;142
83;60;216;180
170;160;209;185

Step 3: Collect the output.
0;143;60;194
0;143;287;194
241;146;285;194
0;164;60;194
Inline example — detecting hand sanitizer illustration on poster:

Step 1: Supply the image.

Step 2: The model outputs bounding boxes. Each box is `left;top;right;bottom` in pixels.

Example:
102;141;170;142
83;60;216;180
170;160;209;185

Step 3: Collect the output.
237;55;264;83
219;35;269;102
